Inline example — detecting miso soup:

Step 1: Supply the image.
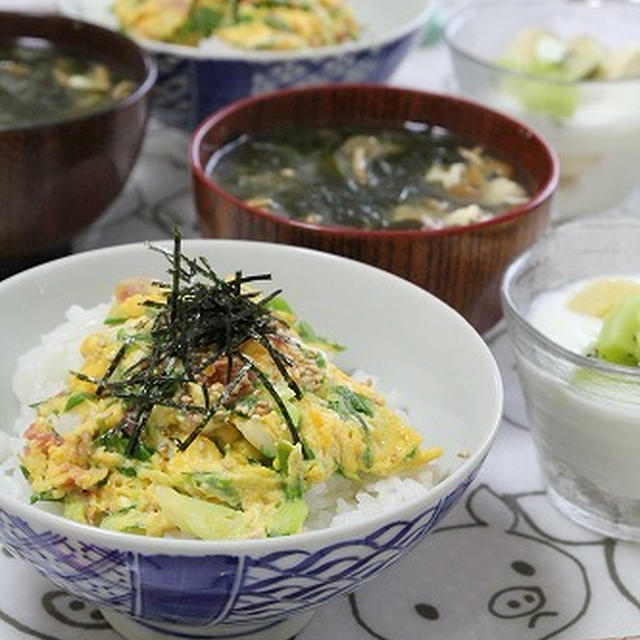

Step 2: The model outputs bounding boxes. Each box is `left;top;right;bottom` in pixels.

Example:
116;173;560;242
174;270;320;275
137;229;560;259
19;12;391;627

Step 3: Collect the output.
0;38;136;128
207;123;533;231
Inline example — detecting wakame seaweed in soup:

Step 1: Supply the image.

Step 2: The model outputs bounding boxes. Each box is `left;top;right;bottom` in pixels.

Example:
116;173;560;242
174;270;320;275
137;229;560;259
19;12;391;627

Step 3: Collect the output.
206;123;533;231
0;38;136;128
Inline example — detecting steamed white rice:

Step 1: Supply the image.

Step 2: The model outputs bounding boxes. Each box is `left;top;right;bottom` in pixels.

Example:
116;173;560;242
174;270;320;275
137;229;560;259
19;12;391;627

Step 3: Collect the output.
2;303;445;532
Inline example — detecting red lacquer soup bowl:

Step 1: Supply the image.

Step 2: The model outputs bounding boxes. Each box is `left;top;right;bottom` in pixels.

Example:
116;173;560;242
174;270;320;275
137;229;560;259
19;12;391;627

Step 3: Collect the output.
190;84;558;333
0;12;155;273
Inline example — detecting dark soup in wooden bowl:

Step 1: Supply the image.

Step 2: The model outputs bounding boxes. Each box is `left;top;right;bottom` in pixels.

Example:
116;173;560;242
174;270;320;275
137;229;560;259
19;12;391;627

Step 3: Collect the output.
0;37;136;128
206;123;533;231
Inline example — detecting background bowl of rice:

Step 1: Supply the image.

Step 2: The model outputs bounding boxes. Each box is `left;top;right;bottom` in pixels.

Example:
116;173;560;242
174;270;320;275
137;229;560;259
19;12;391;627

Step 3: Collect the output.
0;240;502;640
57;0;435;130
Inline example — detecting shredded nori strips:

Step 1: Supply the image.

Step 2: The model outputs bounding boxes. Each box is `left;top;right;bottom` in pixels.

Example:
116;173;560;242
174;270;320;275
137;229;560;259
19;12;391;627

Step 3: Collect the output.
74;230;303;457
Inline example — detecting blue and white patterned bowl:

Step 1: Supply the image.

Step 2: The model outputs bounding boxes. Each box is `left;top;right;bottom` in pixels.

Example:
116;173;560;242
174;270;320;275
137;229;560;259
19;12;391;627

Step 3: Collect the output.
57;0;435;130
0;240;502;640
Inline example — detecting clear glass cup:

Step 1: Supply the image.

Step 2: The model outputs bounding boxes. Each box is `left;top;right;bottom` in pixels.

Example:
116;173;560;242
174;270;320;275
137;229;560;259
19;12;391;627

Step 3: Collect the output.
501;219;640;541
445;0;640;223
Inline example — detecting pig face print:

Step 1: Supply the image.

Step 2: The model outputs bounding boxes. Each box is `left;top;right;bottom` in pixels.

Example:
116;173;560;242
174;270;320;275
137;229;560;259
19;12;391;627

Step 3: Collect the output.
351;485;588;640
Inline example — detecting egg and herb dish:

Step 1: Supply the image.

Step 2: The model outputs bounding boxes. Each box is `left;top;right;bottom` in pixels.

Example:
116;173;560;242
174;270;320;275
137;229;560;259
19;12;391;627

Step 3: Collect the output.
112;0;359;50
20;238;441;540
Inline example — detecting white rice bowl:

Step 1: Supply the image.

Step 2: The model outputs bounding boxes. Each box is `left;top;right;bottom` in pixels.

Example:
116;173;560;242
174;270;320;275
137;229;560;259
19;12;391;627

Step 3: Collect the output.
0;240;501;640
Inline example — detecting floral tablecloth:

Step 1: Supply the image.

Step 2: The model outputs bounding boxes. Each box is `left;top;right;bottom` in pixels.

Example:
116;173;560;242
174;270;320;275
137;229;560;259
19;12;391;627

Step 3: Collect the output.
1;8;639;637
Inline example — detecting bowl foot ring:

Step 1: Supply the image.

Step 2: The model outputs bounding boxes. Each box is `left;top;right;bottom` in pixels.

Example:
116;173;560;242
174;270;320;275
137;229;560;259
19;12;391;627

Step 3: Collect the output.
101;608;316;640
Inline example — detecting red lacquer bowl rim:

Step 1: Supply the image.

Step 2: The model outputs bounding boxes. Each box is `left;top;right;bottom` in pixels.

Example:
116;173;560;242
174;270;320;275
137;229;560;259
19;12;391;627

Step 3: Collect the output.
190;83;559;240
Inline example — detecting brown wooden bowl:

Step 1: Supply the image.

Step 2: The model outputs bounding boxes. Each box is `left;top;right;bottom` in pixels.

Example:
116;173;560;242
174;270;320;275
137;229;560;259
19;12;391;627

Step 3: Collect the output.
0;12;156;266
190;84;558;333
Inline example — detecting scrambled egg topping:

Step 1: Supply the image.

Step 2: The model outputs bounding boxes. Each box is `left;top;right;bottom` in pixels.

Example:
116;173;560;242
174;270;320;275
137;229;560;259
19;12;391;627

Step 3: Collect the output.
21;274;441;540
113;0;359;50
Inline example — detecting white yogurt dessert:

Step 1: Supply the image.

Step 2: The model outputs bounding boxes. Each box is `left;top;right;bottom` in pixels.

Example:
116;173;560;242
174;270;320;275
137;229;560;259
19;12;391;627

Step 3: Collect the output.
490;91;640;221
488;26;640;221
446;3;640;222
515;276;640;539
